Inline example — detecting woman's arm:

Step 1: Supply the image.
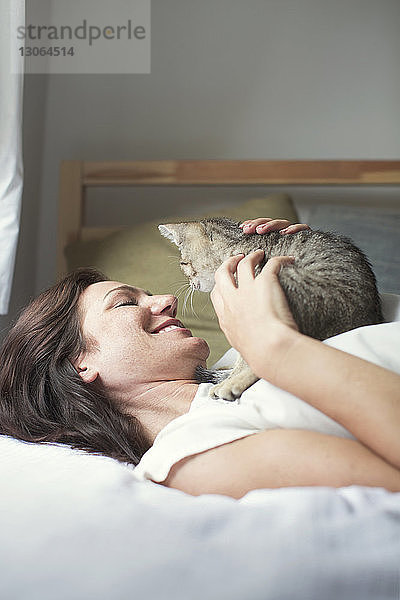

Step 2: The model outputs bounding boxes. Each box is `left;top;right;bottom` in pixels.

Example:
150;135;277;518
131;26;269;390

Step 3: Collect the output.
265;328;400;470
164;428;400;498
210;251;400;471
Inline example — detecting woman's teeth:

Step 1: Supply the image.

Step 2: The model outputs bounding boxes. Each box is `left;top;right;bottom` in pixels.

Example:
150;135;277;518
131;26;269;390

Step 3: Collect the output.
157;325;181;334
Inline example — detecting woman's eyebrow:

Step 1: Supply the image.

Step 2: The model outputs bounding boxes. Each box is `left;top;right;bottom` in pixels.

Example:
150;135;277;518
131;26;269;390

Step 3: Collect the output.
102;285;152;302
102;285;138;302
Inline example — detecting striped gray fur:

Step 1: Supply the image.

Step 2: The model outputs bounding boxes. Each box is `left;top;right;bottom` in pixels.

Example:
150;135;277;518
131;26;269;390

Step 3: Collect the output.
160;217;383;341
159;218;383;399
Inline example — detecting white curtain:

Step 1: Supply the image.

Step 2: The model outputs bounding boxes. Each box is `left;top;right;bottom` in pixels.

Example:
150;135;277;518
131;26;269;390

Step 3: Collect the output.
0;0;24;314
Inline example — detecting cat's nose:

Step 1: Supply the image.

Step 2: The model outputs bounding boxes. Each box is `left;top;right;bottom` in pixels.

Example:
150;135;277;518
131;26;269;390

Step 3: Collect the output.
150;295;177;317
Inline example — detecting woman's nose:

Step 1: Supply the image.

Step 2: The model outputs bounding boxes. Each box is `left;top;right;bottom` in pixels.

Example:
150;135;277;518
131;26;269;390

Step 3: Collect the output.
150;295;177;317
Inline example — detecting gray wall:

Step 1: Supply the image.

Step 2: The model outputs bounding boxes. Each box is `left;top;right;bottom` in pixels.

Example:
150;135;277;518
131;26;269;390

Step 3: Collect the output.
2;0;400;335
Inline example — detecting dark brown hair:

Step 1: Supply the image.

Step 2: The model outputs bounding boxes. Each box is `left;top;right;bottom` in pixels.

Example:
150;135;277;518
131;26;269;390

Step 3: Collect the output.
0;268;150;465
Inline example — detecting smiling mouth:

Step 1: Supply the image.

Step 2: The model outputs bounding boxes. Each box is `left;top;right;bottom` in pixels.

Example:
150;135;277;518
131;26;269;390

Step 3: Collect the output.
151;319;189;334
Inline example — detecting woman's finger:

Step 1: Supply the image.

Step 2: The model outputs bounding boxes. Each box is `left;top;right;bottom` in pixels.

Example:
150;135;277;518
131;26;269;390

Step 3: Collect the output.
209;286;221;312
280;223;311;235
254;219;291;233
240;218;312;236
261;255;295;277
240;218;273;233
211;255;244;316
236;249;265;284
214;253;245;288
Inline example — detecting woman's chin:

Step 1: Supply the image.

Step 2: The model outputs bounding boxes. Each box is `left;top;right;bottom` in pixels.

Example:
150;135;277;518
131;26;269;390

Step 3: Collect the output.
189;335;210;362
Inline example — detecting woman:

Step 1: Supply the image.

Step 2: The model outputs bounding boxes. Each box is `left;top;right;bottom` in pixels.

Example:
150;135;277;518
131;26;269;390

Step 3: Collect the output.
0;219;399;498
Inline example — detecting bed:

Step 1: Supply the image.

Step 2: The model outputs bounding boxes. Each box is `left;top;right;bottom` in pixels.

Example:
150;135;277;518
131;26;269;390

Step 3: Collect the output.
1;160;400;599
58;159;400;363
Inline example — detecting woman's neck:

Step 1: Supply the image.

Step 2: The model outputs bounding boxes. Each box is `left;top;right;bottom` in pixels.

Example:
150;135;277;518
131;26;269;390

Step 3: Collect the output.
125;379;199;444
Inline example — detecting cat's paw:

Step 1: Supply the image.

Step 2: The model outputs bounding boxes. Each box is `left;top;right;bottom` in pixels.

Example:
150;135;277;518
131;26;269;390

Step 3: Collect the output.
209;370;259;401
209;379;247;402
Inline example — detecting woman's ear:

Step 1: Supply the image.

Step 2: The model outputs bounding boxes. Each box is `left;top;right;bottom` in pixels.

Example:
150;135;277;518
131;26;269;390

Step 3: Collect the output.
72;354;98;383
76;366;98;384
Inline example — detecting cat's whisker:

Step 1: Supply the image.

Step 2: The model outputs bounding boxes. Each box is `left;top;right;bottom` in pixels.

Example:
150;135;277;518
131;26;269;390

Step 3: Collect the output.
177;292;188;307
198;295;214;315
181;287;188;315
175;285;191;304
167;256;180;265
188;287;194;316
182;286;192;316
166;281;189;300
190;288;200;319
173;283;189;297
167;279;187;289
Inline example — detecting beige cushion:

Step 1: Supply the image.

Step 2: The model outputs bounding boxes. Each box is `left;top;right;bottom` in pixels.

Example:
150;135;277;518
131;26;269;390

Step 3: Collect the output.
66;194;298;365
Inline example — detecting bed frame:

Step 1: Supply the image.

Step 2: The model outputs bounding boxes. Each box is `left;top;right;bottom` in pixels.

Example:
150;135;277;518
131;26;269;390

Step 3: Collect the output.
57;159;400;277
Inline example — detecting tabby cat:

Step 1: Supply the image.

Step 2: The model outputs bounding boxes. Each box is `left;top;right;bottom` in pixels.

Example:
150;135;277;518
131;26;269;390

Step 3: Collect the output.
159;218;383;401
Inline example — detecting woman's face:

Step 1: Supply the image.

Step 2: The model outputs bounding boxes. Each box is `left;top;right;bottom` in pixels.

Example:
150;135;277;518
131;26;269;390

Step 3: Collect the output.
75;281;209;394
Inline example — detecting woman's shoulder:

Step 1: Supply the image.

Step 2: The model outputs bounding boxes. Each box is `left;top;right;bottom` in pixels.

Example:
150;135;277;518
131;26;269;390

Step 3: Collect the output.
134;389;261;485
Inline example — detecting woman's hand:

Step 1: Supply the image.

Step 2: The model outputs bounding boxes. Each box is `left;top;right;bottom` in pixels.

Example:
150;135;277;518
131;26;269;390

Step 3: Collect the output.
210;251;299;376
239;217;310;235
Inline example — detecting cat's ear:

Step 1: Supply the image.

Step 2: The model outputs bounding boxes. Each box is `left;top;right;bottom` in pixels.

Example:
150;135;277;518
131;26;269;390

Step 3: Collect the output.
158;223;185;246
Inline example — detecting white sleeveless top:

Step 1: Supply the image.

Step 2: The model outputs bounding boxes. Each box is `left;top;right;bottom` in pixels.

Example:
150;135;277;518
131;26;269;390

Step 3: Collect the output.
133;369;356;483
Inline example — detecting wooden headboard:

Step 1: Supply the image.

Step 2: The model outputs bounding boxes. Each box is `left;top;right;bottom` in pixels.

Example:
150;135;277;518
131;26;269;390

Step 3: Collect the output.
58;159;400;277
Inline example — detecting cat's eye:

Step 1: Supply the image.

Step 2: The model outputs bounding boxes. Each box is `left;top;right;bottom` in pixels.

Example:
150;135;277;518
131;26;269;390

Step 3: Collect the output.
180;261;189;266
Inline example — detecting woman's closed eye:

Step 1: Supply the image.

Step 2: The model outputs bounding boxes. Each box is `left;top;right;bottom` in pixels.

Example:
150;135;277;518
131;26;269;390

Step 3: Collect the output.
115;298;138;308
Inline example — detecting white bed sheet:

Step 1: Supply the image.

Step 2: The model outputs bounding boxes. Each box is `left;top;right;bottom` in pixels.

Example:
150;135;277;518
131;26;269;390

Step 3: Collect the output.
1;433;399;600
0;293;399;599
